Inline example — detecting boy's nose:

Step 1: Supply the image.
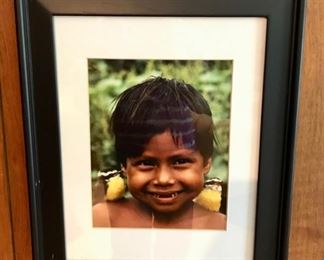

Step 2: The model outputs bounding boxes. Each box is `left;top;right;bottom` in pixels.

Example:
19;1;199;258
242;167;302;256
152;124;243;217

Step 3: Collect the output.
153;166;175;185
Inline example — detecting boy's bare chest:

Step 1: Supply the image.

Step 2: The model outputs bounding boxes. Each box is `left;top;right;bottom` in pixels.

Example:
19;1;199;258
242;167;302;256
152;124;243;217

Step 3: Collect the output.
109;201;214;229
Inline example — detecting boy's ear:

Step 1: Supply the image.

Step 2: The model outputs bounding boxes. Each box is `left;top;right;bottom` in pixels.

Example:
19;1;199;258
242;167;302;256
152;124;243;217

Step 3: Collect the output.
203;157;212;176
121;164;127;176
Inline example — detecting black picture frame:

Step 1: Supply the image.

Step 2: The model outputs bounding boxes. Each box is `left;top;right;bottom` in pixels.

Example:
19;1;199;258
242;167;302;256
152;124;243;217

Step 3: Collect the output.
16;0;306;259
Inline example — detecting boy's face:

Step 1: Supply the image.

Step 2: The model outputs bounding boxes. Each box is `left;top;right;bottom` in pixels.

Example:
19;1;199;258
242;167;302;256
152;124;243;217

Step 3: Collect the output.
124;130;211;215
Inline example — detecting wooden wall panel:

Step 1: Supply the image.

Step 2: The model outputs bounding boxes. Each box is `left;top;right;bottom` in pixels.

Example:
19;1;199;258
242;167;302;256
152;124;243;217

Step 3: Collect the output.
0;99;14;260
288;0;324;259
0;0;33;260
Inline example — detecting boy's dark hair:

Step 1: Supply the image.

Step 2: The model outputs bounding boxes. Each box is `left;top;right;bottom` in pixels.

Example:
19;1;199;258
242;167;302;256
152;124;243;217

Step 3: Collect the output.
110;77;216;166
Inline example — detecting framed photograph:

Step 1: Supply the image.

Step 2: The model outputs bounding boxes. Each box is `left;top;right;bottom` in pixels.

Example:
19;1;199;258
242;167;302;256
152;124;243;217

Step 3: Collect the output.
16;1;305;259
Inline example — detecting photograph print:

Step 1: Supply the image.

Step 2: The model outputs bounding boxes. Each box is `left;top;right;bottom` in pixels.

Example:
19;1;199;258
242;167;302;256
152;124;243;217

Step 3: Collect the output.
89;59;232;230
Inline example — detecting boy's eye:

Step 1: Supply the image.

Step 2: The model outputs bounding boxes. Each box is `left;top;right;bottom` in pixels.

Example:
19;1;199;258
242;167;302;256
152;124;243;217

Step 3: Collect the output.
134;159;157;169
172;157;193;166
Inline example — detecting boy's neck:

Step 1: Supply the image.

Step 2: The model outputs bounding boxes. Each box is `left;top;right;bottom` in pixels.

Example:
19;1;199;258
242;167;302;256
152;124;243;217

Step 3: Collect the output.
153;202;194;224
132;198;195;227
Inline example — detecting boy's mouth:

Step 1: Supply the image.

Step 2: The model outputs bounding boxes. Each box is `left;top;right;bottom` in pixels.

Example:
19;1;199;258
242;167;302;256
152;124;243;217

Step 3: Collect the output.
152;192;178;199
148;191;183;200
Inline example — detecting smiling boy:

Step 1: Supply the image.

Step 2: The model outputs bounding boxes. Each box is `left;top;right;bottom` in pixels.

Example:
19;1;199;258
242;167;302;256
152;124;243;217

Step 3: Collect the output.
93;77;226;229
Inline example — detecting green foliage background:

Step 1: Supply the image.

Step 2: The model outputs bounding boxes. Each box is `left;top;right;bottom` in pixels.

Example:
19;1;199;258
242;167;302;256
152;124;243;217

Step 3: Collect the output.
88;59;232;182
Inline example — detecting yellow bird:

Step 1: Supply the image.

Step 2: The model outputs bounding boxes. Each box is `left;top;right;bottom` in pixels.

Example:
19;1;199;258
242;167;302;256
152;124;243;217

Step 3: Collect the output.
98;170;126;201
194;177;223;212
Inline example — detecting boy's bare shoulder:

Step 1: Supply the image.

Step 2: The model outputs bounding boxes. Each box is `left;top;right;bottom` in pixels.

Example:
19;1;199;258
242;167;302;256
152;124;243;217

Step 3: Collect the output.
208;212;227;229
92;199;131;227
93;198;131;211
92;202;109;227
93;198;152;228
193;205;227;229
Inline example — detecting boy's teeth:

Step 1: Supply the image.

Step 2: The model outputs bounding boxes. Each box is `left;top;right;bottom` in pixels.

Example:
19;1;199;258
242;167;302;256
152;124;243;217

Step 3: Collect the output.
153;193;177;198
